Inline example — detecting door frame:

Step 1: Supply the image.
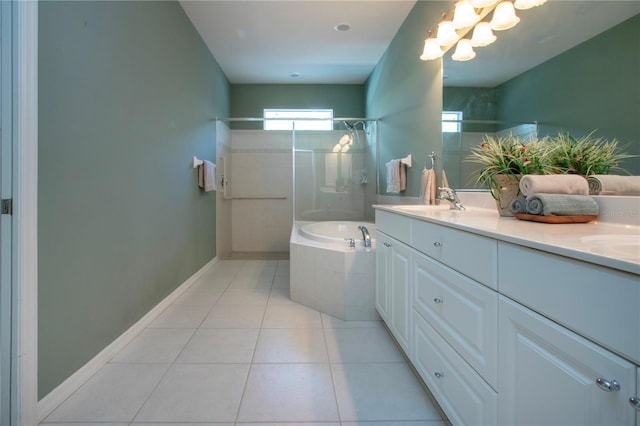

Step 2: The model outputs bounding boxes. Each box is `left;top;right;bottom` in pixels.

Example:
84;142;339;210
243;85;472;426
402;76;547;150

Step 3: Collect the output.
12;1;38;424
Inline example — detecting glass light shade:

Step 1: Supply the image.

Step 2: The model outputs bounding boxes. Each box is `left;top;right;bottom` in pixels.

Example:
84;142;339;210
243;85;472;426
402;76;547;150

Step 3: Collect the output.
332;143;342;153
490;1;520;31
470;22;497;47
514;0;546;9
420;38;444;60
470;0;499;7
452;0;480;29
451;39;476;61
341;144;350;153
339;134;353;146
436;21;459;46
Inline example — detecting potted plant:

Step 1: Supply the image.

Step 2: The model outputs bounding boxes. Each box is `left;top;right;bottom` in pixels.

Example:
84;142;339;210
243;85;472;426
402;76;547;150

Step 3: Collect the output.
548;131;633;176
466;134;551;216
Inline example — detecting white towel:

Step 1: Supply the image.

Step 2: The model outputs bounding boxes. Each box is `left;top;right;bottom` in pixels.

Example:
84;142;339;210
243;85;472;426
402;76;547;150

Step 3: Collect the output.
420;168;436;205
198;160;216;192
587;175;640;195
519;174;588;197
386;159;401;193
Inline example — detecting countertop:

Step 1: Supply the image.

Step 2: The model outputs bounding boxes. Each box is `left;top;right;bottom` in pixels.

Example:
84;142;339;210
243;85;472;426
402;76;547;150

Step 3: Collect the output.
373;204;640;276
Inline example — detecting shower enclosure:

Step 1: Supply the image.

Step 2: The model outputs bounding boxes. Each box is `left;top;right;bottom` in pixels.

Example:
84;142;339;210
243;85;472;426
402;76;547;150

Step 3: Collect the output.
293;119;378;222
215;118;377;258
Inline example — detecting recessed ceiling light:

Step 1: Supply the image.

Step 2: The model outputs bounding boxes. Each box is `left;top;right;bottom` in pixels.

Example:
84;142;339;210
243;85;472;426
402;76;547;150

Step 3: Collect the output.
334;23;350;32
290;72;300;78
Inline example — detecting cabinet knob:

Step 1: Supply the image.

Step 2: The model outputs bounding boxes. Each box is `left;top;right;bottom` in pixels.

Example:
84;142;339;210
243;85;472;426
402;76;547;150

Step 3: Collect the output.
595;378;620;392
383;242;391;248
433;242;442;247
434;371;444;379
433;298;444;304
630;397;640;412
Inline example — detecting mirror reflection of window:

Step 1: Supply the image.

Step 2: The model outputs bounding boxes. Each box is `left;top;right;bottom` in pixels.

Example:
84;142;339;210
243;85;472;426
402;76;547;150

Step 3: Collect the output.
264;109;333;130
442;111;462;133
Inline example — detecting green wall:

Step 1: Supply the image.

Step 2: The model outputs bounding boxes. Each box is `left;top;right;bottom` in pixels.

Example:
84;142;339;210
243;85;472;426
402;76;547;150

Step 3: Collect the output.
496;14;640;174
230;84;365;129
365;1;445;197
38;1;229;398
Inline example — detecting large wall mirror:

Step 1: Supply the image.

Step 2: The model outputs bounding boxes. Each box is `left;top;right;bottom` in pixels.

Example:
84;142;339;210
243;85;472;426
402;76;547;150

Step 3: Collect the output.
440;1;640;190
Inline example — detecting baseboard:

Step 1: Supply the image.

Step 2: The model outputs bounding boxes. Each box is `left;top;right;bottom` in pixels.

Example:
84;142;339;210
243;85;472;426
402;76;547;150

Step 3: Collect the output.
37;256;218;422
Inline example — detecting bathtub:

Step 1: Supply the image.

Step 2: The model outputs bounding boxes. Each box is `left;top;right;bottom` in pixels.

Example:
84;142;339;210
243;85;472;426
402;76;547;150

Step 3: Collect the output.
290;221;378;321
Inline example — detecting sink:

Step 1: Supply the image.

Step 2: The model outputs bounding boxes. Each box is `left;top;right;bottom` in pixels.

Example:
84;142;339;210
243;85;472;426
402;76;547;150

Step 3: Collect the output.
580;235;640;260
392;204;451;212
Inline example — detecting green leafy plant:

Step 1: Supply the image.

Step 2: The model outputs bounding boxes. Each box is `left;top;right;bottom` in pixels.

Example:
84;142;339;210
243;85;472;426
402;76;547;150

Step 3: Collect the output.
547;131;633;176
466;134;551;190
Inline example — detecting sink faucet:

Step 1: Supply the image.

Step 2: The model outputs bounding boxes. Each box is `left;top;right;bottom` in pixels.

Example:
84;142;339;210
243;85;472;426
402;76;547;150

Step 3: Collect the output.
358;225;372;247
438;187;466;210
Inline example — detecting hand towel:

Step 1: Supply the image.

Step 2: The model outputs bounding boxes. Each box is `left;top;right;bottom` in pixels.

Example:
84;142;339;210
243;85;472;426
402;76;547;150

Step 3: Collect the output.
587;175;640;195
519;174;589;197
510;195;527;214
420;168;436;205
198;160;216;192
525;194;599;216
399;163;407;192
386;159;401;193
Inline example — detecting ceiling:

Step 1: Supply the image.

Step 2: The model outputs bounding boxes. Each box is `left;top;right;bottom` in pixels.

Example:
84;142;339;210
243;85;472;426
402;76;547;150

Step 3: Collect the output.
180;0;640;87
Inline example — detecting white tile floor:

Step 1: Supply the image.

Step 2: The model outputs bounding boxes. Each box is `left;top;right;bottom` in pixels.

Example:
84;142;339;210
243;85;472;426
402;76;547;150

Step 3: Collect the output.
41;260;446;426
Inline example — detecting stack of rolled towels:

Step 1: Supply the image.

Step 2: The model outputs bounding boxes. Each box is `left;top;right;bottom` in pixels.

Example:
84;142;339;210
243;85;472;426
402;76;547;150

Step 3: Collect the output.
511;175;600;217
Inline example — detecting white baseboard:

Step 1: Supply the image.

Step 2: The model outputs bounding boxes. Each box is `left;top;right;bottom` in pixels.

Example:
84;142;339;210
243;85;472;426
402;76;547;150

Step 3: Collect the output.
37;256;218;422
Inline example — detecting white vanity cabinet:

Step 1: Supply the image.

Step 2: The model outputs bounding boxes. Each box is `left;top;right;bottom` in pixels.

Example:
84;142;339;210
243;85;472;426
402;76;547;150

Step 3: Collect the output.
375;230;412;353
499;295;637;426
374;206;640;426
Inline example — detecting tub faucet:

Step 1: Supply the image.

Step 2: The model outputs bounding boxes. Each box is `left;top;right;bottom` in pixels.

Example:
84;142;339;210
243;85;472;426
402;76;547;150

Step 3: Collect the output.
438;187;465;210
358;225;372;247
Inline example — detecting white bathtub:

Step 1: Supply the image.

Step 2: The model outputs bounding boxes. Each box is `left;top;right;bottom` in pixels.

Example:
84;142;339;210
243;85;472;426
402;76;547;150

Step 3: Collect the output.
290;221;378;321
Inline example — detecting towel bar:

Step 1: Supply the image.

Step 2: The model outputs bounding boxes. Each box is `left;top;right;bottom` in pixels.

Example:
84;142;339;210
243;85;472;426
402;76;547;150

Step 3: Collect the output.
193;156;204;168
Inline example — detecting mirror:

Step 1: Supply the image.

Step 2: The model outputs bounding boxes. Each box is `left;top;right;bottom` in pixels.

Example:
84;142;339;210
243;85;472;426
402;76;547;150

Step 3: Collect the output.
440;1;640;190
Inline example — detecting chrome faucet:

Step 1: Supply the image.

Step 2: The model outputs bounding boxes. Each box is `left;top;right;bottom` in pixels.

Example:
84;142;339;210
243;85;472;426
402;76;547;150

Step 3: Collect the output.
438;187;465;210
358;225;372;247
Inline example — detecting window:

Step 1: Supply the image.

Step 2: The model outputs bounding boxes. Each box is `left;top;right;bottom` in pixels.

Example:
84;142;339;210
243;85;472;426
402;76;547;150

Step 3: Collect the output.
442;111;462;133
264;109;333;131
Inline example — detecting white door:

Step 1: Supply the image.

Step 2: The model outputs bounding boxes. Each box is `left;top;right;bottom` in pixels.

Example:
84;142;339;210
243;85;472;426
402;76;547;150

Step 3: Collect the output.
0;1;12;423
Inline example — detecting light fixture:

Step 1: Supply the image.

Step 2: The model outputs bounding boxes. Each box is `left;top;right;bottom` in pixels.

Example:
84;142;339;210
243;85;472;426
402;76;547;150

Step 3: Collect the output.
514;0;546;10
470;0;499;7
452;0;480;29
332;143;342;153
334;23;350;32
419;0;544;62
470;22;496;46
436;21;459;46
338;134;353;146
490;1;520;31
420;38;445;60
452;39;476;61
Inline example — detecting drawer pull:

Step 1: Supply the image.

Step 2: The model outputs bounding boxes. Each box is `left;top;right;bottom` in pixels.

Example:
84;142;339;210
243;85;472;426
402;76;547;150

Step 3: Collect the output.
630;397;640;412
596;378;620;392
383;242;391;248
434;371;444;379
433;298;444;304
433;242;442;247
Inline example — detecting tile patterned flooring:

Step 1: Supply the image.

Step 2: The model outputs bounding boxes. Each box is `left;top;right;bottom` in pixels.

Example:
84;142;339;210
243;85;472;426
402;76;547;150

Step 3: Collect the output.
41;260;445;426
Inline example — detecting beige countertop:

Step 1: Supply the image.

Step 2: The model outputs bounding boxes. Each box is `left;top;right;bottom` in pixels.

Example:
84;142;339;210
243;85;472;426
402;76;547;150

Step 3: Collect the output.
373;204;640;276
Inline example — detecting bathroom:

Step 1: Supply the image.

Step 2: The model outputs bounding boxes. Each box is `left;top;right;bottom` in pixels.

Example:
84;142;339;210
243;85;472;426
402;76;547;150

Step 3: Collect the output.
4;0;639;424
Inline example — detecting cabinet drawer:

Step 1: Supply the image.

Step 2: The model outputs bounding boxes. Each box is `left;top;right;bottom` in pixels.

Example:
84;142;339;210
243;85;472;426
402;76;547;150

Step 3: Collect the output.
376;210;411;244
499;296;637;426
411;219;497;289
413;310;498;426
498;242;640;364
413;250;498;389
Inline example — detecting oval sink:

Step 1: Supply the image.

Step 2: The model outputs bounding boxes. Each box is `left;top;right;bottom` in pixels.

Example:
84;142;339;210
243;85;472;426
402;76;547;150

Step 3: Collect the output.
580;235;640;260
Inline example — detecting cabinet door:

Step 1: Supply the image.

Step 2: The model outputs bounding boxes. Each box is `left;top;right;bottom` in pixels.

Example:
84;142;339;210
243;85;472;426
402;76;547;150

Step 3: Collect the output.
389;238;412;353
635;368;639;426
375;232;391;322
499;296;636;426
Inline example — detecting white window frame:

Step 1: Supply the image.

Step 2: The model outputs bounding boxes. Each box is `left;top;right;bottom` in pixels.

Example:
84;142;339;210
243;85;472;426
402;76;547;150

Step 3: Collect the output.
264;109;333;131
442;111;462;133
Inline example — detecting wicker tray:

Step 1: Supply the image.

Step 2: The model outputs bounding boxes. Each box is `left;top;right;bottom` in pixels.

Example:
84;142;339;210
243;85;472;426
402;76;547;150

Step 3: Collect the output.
513;213;598;224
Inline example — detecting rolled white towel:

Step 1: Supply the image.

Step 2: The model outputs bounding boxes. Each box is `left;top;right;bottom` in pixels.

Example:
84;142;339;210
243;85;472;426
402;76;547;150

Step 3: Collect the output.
587;175;640;195
519;174;589;197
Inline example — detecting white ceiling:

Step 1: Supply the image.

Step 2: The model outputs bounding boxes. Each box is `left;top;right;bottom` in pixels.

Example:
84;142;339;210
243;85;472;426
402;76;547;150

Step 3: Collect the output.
180;0;640;87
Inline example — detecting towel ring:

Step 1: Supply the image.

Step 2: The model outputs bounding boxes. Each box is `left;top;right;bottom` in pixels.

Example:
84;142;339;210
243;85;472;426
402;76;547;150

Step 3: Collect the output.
425;152;436;170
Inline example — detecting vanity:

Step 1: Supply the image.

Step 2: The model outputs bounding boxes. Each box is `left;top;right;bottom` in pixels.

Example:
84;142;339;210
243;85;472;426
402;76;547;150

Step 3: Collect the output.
373;202;640;426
